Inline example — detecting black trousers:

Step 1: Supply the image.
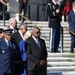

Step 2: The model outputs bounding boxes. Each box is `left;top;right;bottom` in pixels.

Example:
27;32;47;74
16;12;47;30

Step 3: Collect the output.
70;33;75;51
19;2;27;21
27;64;47;75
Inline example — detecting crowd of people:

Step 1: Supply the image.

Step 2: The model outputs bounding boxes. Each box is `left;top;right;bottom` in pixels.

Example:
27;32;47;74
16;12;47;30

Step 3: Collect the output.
0;0;74;21
0;17;47;75
0;0;75;75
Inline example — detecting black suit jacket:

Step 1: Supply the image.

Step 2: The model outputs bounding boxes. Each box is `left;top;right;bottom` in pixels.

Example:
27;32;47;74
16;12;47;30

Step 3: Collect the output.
11;32;23;61
11;32;24;75
26;37;47;70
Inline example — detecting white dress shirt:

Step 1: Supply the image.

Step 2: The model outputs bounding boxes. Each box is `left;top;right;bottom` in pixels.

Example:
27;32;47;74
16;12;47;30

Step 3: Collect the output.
19;30;24;39
32;36;40;48
4;38;10;46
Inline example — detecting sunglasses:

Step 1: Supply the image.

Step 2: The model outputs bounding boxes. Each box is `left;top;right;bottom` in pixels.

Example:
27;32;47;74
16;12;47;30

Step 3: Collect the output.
36;32;41;34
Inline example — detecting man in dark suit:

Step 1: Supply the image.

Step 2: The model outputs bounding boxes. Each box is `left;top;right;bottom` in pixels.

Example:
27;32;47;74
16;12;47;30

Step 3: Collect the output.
47;0;62;52
68;1;75;53
0;29;14;75
18;0;28;21
26;27;47;75
11;23;27;75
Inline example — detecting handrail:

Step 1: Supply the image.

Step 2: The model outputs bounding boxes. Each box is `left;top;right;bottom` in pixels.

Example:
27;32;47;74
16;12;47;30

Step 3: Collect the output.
62;26;75;35
0;0;42;30
0;1;75;35
60;27;63;53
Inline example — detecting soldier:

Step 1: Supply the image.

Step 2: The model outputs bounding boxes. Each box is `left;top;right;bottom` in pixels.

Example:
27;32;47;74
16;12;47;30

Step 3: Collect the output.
47;0;62;52
0;28;14;75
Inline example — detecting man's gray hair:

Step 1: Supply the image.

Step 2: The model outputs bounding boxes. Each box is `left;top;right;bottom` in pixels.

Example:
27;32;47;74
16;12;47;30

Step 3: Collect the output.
33;27;40;31
19;23;27;29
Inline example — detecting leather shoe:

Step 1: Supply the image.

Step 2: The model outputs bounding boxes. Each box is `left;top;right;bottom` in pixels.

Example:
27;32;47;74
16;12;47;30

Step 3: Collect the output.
55;50;60;53
70;50;74;53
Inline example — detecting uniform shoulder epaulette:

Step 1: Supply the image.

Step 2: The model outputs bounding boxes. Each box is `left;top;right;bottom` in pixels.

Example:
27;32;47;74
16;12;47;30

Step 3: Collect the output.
48;3;51;5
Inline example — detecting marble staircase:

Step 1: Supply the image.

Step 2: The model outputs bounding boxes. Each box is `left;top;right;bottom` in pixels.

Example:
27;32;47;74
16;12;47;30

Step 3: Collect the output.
0;20;75;75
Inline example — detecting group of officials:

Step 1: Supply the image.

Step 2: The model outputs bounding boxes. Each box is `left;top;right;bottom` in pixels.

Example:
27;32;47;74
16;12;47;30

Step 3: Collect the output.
0;18;47;75
1;0;75;75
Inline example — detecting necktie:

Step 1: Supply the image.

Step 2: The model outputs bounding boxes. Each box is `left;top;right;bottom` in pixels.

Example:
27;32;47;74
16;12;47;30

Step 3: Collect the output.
7;41;11;47
13;29;17;33
7;42;10;46
7;41;9;46
36;39;40;48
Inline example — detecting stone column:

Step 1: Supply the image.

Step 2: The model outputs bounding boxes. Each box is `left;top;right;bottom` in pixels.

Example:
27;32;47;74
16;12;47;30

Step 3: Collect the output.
9;0;19;20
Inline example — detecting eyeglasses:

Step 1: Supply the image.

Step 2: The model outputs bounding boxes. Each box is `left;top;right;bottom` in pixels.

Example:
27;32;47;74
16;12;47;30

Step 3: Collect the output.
36;32;41;34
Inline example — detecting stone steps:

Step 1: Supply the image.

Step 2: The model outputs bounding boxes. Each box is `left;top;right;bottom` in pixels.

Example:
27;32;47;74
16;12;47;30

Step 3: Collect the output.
48;53;75;57
47;62;75;66
47;57;74;62
47;53;75;75
0;20;75;75
47;66;75;72
0;21;73;52
47;71;75;75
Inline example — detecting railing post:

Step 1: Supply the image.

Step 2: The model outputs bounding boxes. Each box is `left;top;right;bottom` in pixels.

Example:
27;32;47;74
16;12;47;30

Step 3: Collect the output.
61;27;63;53
3;1;5;26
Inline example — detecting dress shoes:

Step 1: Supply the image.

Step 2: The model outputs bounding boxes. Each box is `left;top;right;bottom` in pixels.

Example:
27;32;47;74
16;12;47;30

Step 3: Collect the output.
55;50;60;53
70;50;74;53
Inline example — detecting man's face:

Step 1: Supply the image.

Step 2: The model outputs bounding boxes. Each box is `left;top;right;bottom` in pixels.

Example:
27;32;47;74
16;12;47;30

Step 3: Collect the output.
0;32;4;38
53;0;58;2
33;29;41;38
3;32;11;41
11;20;17;29
73;5;75;9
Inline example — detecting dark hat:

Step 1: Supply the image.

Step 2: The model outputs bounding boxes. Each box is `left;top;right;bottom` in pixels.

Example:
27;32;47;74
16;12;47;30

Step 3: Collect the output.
0;28;3;33
3;29;13;35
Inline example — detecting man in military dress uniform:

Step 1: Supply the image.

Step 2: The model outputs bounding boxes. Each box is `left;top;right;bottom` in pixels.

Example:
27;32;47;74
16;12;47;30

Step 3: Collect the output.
47;0;62;52
0;29;14;75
